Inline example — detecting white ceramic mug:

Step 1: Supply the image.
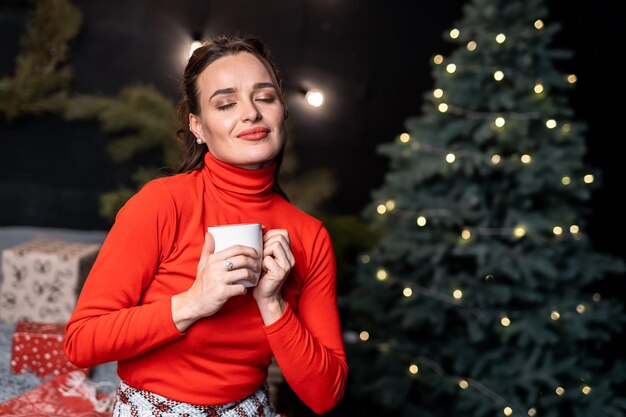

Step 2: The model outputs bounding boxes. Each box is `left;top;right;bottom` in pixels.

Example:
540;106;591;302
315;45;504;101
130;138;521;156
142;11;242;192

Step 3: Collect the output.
207;223;263;287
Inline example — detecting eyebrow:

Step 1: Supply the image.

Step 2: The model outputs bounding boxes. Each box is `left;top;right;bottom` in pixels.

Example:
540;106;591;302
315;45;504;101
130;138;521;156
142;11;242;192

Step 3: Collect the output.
209;82;276;101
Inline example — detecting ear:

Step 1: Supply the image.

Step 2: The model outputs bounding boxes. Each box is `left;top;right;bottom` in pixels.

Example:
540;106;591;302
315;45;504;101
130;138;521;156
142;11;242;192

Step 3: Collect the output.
189;113;204;140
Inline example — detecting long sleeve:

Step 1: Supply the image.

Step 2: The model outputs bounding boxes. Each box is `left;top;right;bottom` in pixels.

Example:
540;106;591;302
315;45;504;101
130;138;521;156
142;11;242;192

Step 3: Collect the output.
64;181;184;368
264;225;348;414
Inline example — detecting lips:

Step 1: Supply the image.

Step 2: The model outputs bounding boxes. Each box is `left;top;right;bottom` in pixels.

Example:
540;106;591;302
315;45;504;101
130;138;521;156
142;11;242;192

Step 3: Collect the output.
237;127;270;141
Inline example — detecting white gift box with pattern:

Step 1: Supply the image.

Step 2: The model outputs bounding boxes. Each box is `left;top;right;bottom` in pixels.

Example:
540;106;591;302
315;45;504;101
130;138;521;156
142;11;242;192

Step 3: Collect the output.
0;239;100;324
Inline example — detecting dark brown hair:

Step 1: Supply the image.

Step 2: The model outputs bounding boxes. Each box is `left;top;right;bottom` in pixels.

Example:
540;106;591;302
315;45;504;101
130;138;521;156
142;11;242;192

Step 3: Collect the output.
176;35;289;198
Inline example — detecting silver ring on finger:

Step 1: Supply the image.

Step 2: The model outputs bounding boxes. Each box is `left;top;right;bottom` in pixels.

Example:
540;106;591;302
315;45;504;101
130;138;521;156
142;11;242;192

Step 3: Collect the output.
224;259;234;271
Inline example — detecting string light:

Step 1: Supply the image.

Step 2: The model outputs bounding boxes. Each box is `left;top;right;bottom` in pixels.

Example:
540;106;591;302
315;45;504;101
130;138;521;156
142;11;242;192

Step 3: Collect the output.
377;204;387;214
433;54;444;64
582;386;592;395
593;293;601;302
416;216;427;227
446;63;457;73
403;287;413;297
458;379;469;389
408;364;419;374
520;154;532;164
467;41;477;51
359;331;370;341
495;33;506;44
453;289;463;299
534;83;544;94
433;88;444;98
495;116;506;127
360;254;371;264
584;174;594;184
555;387;565;396
567;74;577;84
446;153;456;163
553;226;563;235
501;316;511;327
376;268;388;281
449;28;460;39
534;19;544;29
385;200;396;211
503;406;513;416
528;408;537;416
550;311;560;320
570;225;580;234
400;133;410;143
562;123;571;133
491;154;501;165
485;274;494;281
513;226;526;238
546;119;557;129
461;228;471;240
494;70;504;81
438;103;449;112
576;304;586;313
561;176;571;185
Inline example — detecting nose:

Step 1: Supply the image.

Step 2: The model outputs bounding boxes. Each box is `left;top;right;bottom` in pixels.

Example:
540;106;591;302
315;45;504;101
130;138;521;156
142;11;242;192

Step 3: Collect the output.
240;99;261;122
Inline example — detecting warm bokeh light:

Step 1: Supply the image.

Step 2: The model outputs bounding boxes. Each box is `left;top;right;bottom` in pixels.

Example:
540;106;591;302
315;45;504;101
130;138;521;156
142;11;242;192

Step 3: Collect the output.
534;19;544;29
567;74;578;84
305;89;324;107
449;28;460;39
385;200;396;210
514;226;526;238
556;387;565;396
494;70;504;81
376;268;388;281
534;83;544;94
582;386;592;395
433;54;444;64
584;174;594;184
551;311;560;320
453;289;463;299
461;228;471;240
504;407;513;416
495;116;506;127
459;379;469;389
501;316;511;327
409;364;419;374
446;63;457;73
360;254;371;264
359;331;369;341
496;33;506;43
576;304;586;313
376;204;387;214
521;154;532;164
189;40;203;57
553;226;563;235
416;216;427;227
467;41;477;51
446;153;456;163
570;225;580;234
433;88;444;98
546;119;557;129
528;408;537;416
400;133;410;143
561;176;571;185
403;287;413;297
438;103;449;112
491;154;501;165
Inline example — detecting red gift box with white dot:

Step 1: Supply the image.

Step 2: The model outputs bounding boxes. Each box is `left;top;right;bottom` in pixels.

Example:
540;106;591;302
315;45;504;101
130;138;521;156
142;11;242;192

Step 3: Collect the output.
10;321;85;377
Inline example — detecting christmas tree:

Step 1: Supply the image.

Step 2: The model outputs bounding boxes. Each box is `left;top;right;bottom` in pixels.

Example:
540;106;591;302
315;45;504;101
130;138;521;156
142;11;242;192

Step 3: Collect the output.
342;1;626;416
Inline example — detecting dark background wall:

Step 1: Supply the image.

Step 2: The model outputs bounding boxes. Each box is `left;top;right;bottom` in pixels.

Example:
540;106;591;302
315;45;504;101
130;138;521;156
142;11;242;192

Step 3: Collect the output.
1;1;624;287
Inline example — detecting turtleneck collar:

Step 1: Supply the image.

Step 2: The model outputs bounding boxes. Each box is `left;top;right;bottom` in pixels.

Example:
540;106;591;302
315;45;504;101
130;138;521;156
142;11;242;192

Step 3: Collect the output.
202;151;276;202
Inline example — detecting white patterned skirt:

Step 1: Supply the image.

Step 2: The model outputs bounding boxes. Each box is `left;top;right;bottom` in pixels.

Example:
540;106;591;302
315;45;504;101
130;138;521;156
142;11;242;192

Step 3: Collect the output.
112;380;277;417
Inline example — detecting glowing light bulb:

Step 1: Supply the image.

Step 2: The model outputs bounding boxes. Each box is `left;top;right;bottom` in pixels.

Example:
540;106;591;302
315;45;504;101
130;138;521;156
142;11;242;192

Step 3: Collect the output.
403;288;413;297
459;379;469;389
521;154;532;164
504;407;513;416
528;408;537;416
449;28;460;39
385;200;396;211
491;154;501;165
514;226;526;238
534;83;544;94
551;311;560;320
570;225;580;234
553;226;563;235
361;254;371;264
582;386;591;395
496;33;506;44
576;304;586;313
377;204;387;214
433;54;444;65
556;387;565;396
409;364;419;374
461;228;471;240
433;88;444;98
501;316;511;327
453;289;463;299
416;216;427;227
446;63;457;73
567;74;577;84
561;176;571;185
534;19;544;29
305;89;324;107
467;41;477;51
446;153;456;163
438;103;449;112
376;269;388;281
400;133;410;143
359;331;370;341
495;116;506;127
584;174;594;184
494;70;504;81
546;119;557;129
189;40;203;57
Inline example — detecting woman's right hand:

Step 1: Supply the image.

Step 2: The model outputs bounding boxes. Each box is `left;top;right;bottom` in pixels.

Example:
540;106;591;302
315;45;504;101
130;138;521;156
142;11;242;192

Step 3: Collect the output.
171;232;261;332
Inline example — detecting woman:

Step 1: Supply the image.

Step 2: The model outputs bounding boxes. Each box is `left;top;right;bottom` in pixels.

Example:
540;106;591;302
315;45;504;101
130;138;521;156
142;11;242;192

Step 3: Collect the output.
65;35;347;416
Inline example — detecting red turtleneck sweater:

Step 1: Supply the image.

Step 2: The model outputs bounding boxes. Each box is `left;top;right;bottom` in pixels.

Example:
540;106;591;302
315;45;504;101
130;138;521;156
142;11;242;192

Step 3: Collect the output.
64;152;347;414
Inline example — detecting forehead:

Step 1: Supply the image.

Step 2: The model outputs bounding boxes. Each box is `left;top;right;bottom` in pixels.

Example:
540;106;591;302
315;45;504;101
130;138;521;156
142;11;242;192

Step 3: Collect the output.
198;52;273;91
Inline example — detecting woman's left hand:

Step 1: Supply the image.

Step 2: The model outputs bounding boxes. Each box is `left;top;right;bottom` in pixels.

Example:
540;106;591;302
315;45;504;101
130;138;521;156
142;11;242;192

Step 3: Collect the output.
253;229;295;324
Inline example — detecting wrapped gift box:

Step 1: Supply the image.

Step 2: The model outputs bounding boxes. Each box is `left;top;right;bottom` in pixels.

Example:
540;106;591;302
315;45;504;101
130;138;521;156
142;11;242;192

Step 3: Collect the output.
0;239;100;324
10;321;85;377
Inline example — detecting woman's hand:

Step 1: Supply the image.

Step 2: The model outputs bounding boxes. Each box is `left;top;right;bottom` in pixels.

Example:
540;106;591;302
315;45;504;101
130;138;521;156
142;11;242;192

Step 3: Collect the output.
171;232;261;332
253;229;295;325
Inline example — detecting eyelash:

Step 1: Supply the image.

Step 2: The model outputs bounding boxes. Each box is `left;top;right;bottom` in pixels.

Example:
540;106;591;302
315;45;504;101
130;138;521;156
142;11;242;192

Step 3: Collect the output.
217;97;276;111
